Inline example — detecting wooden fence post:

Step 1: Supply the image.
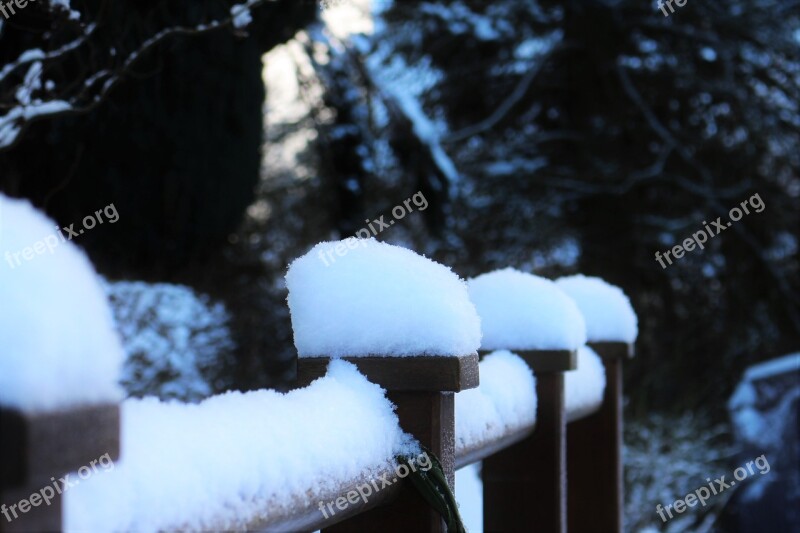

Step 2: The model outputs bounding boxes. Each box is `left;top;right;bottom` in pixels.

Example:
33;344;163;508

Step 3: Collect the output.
482;349;576;533
295;354;479;533
566;342;633;533
0;404;120;533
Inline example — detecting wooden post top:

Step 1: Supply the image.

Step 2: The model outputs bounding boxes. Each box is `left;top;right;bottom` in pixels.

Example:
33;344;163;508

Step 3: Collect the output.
587;342;635;359
296;353;480;392
0;403;120;491
479;349;577;373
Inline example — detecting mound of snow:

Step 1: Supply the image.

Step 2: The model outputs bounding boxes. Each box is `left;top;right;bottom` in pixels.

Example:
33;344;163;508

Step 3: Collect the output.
467;268;586;351
566;346;606;422
65;360;413;532
286;239;481;357
0;195;123;412
555;275;638;343
455;350;537;454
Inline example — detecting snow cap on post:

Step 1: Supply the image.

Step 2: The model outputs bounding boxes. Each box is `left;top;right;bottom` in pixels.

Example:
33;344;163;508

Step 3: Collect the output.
285;238;481;357
467;268;587;351
0;194;124;412
555;274;638;343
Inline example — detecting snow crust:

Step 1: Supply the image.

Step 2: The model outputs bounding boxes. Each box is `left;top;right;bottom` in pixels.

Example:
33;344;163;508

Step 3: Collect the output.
467;268;586;351
0;195;124;412
565;346;606;422
455;350;537;454
66;360;412;532
286;239;481;357
556;275;638;343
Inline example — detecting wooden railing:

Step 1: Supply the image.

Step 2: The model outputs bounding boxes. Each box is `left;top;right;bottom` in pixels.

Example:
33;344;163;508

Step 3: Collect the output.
0;345;632;533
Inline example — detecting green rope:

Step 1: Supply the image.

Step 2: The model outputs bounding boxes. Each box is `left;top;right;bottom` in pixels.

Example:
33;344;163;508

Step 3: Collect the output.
397;446;467;533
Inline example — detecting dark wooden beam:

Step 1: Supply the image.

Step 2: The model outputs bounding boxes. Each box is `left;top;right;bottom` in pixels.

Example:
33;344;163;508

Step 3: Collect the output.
483;370;567;533
297;353;479;392
567;342;633;533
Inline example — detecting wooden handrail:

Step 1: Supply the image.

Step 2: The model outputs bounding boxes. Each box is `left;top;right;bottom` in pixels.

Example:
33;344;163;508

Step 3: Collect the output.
242;462;403;532
0;345;627;533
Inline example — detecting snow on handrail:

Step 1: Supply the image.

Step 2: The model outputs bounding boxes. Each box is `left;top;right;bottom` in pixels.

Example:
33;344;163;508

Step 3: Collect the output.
65;360;414;532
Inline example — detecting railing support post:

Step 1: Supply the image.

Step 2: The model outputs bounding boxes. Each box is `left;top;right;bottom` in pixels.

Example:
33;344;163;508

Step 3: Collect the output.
296;354;478;533
566;342;632;533
482;349;575;533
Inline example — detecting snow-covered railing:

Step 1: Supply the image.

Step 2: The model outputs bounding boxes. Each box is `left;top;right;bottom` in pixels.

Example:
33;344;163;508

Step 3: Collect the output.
1;197;637;533
557;275;638;533
466;268;586;533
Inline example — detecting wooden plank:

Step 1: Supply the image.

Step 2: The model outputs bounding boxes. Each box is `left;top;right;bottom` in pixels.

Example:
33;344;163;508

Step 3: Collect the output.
324;392;454;533
483;372;567;533
482;349;577;373
588;341;634;359
567;343;630;533
0;404;120;490
296;354;479;392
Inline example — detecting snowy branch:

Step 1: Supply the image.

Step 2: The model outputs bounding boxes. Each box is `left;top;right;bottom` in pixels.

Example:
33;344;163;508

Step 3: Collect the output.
0;0;266;151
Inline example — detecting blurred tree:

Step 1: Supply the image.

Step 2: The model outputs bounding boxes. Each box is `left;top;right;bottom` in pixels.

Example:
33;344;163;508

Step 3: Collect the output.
0;0;317;275
309;0;800;416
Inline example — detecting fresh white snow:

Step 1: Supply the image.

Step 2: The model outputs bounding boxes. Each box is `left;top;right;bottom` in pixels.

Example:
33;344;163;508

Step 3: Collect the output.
455;350;537;456
65;360;414;532
0;194;124;412
555;275;638;343
285;239;481;357
565;346;606;422
455;462;483;532
467;268;586;351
